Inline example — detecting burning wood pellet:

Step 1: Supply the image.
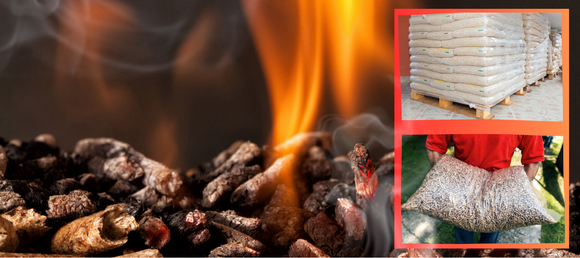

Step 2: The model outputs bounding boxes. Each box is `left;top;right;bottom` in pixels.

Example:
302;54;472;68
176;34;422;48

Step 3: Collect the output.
130;186;159;208
0;192;25;212
394;249;443;257
0;216;19;252
33;134;58;149
1;206;51;248
49;178;83;195
205;210;261;237
74;138;182;197
114;248;163;257
230;154;295;207
0;152;7;180
330;157;354;184
95;192;116;210
151;195;178;217
325;183;356;204
46;190;97;222
199;142;262;183
76;173;100;192
303;179;341;214
266;184;299;209
301;146;331;181
202;165;261;208
0;253;76;257
335;198;366;241
209;222;266;252
107;180;139;200
349;143;378;211
261;205;313;247
273;132;331;157
138;212;171;249
208;242;260;257
304;212;344;256
124;197;145;218
103;156;144;182
50;205;139;255
165;210;210;247
288;239;330;257
375;151;395;170
212;141;244;169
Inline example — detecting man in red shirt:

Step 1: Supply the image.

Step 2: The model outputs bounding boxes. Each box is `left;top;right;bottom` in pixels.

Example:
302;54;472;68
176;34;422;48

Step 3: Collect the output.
426;134;544;244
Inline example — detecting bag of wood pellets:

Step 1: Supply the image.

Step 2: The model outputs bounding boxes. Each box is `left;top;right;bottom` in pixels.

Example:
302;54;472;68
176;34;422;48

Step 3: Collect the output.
402;155;558;232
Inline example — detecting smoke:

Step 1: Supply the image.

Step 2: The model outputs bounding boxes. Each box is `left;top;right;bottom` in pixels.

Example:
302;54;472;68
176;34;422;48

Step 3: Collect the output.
318;112;394;157
0;0;247;76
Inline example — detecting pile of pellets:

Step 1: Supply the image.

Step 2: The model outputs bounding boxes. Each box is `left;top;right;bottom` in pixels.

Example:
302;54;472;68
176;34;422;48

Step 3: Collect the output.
409;13;527;107
0;133;395;257
523;13;551;84
402;154;556;233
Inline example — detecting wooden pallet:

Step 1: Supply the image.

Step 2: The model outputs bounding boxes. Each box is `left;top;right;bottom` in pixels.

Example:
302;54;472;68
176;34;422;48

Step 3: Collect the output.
547;74;555;80
410;85;529;119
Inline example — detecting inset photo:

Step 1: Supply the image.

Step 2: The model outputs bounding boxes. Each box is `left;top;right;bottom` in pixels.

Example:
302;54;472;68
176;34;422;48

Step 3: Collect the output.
400;134;565;244
398;11;566;120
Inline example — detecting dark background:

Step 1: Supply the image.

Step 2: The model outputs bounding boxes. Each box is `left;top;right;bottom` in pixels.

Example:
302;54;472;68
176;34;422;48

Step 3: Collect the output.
0;0;393;172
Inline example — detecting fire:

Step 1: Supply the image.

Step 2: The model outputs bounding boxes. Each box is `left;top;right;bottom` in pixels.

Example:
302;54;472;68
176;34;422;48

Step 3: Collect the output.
241;0;400;147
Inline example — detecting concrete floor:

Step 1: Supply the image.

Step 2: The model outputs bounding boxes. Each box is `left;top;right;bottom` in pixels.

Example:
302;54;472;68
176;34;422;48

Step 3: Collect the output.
401;72;564;121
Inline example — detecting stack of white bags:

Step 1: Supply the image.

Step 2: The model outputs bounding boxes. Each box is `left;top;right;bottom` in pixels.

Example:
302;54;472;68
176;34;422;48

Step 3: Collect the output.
408;13;527;107
522;13;550;84
549;29;562;74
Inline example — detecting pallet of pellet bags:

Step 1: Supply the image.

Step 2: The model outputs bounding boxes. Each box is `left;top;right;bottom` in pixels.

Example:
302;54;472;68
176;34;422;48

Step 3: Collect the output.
402;155;560;233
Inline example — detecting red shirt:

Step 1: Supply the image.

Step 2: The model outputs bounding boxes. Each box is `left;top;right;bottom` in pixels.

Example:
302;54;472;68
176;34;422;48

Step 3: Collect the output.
426;134;544;172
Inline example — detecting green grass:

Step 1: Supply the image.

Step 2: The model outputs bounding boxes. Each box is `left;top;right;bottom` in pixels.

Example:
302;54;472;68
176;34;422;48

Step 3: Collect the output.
401;135;431;204
538;137;565;243
401;135;565;244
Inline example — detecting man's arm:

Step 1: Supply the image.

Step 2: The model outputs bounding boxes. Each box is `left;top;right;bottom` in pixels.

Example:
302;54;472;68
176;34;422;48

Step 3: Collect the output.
524;162;541;182
427;149;444;167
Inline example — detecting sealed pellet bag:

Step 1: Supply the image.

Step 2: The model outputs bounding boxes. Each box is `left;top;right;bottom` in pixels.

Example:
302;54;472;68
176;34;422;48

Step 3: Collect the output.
409;47;454;58
409;24;441;32
427;31;454;40
409;39;443;48
454;74;525;97
402;155;557;233
440;37;506;48
429;79;455;91
440;17;508;31
410;62;454;74
453;13;523;26
409;32;429;40
409;15;429;25
409;54;524;68
442;68;523;86
523;20;542;32
453;61;525;77
452;27;507;39
453;47;523;57
410;68;442;79
410;83;511;106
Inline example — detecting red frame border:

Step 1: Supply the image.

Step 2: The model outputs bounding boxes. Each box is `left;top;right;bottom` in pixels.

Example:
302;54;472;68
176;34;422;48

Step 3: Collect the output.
394;9;570;249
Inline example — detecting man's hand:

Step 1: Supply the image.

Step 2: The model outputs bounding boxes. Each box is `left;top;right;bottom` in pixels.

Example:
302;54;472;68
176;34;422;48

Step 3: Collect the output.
524;162;541;182
427;149;444;167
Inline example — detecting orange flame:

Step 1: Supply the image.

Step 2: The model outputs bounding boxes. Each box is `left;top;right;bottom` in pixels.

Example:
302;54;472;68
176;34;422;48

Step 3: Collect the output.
242;1;323;147
242;0;410;146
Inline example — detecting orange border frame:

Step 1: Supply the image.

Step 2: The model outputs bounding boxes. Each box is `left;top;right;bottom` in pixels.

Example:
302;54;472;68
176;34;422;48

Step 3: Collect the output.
394;9;569;249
